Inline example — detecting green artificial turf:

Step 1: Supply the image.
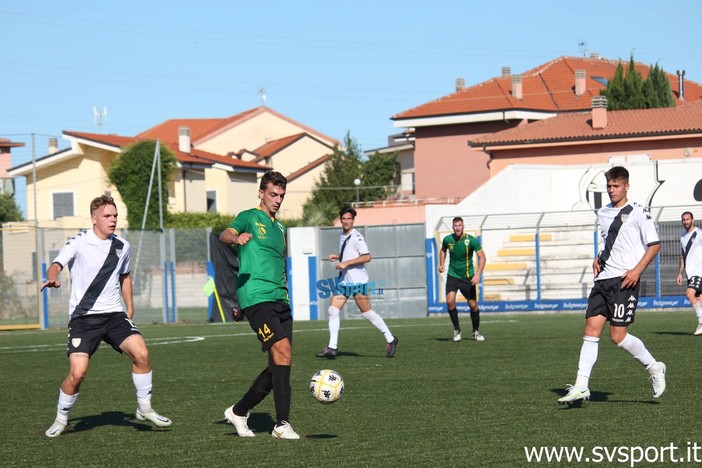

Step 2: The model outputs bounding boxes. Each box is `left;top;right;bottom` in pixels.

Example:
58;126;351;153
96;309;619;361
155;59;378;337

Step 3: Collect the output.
2;310;700;467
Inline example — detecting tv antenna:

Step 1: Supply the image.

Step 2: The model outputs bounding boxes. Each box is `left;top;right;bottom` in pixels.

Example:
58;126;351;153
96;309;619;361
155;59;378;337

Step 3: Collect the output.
93;106;107;132
578;41;587;57
259;86;267;106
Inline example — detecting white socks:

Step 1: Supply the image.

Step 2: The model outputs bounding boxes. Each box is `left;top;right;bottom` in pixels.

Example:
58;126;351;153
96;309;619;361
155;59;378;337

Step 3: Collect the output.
327;306;340;349
617;333;656;370
362;310;394;343
694;301;702;322
574;336;599;389
56;389;78;423
133;371;154;413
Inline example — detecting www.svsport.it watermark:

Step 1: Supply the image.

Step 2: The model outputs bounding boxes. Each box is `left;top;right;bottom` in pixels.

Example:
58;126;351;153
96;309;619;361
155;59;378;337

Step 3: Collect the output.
315;277;386;300
524;443;702;466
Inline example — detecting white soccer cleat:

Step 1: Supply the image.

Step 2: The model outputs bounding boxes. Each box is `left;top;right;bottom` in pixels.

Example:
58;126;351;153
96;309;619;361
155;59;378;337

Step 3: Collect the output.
694;323;702;336
224;406;254;437
473;331;485;342
136;408;172;427
45;418;67;438
650;362;667;399
271;420;300;439
558;385;591;404
452;330;462;342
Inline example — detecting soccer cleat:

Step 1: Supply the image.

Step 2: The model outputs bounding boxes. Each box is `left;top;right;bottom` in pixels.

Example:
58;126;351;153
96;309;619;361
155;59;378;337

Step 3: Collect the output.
386;336;399;358
695;323;702;336
45;418;67;438
558;385;591;404
453;330;462;342
224;406;255;437
315;346;338;358
650;362;667;399
136;408;172;427
473;331;485;342
271;420;300;439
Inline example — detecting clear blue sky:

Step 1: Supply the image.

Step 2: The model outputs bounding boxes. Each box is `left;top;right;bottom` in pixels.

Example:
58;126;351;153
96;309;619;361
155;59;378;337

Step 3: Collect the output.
3;0;702;215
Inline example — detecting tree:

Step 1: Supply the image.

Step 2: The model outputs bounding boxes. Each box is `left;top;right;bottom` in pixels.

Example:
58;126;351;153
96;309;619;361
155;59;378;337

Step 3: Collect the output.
645;63;675;108
601;57;675;110
302;132;402;225
108;141;177;229
361;151;400;201
0;193;23;224
302;132;363;224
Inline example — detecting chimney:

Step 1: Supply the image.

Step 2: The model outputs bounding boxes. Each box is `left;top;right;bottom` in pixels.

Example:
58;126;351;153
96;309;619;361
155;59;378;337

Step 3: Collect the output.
677;69;686;101
575;69;586;97
589;52;600;60
48;137;58;154
178;126;191;153
511;74;523;100
591;96;608;129
501;66;511;78
455;77;465;92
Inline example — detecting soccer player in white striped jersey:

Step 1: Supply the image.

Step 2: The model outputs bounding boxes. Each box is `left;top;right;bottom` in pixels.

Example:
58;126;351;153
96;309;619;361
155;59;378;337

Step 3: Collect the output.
677;211;702;334
559;166;666;404
42;195;171;437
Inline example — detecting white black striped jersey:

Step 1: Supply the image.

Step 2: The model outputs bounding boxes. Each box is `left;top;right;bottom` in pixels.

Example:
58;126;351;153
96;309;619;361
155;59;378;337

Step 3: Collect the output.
681;227;702;278
53;229;131;317
338;228;370;285
596;202;660;281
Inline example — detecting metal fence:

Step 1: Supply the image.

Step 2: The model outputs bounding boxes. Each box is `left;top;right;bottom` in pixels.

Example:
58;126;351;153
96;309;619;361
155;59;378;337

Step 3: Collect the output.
1;204;698;329
431;205;696;312
0;226;212;329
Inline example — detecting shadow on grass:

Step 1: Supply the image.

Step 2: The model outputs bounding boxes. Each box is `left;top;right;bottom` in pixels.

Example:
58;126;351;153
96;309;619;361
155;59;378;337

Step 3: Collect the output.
653;331;694;336
219;412;337;438
550;388;657;408
68;411;169;434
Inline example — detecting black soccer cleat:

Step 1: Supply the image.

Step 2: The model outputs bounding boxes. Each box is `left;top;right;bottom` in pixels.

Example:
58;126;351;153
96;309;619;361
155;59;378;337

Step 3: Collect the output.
315;346;338;358
386;336;398;358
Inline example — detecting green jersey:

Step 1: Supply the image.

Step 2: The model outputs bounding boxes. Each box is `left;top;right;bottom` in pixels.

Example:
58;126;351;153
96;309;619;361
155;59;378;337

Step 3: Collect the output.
229;207;288;309
442;233;482;278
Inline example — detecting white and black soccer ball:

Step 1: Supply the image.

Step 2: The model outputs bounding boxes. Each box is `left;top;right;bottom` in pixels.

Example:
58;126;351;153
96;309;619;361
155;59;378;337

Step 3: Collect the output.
310;369;344;404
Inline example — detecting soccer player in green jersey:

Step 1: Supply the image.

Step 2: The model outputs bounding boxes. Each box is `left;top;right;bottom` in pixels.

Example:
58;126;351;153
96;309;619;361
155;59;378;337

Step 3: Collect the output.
438;217;486;342
219;171;299;440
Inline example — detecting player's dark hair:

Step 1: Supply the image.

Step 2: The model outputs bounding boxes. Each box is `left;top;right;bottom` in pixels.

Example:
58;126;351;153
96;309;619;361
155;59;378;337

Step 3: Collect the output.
605;166;629;182
339;205;357;219
452;216;464;224
90;195;116;215
682;211;694;220
260;171;287;191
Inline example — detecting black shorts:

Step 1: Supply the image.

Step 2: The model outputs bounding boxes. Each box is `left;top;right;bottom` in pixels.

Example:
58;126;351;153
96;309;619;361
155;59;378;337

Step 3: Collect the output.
243;301;293;352
687;276;702;297
585;277;639;327
446;275;477;301
66;312;141;357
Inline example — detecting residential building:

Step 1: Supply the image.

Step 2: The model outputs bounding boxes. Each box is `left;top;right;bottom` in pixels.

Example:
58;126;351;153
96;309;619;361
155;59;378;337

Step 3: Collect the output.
8;107;337;227
356;55;702;225
0;138;25;196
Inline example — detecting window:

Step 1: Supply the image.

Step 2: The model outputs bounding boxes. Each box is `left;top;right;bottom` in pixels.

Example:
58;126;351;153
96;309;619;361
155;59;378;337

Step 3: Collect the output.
53;192;74;219
206;190;217;213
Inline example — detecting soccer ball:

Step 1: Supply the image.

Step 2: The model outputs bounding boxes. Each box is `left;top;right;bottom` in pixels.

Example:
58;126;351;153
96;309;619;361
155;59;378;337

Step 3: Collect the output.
310;369;344;404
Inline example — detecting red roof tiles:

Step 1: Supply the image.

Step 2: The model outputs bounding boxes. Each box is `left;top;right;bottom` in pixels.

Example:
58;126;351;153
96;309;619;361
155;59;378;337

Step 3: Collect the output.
394;56;702;121
469;99;702;147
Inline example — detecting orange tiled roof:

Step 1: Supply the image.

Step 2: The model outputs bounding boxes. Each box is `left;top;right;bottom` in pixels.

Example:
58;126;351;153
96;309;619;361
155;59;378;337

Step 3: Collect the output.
136;108;261;141
251;133;307;163
0;138;25;148
287;154;330;183
394;56;702;121
469;99;702;147
63;130;268;170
